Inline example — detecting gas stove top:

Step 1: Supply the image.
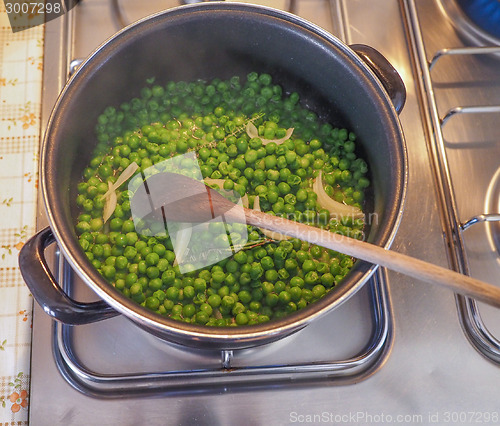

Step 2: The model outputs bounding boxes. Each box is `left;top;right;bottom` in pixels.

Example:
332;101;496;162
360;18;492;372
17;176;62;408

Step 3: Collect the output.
30;0;500;424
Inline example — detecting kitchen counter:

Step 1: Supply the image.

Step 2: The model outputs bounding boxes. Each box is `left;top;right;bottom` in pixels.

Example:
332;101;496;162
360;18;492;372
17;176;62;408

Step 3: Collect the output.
3;0;500;424
0;8;43;424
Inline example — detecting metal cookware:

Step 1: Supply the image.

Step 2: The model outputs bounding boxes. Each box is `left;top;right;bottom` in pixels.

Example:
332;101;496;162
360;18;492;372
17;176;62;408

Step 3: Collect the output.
19;3;407;349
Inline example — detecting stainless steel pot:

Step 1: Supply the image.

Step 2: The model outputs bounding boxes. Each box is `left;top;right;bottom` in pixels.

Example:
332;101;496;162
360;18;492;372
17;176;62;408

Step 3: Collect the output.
19;3;407;349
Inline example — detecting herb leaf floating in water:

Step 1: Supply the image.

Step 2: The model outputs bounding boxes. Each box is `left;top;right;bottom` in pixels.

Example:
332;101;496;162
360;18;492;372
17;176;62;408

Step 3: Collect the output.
245;121;294;145
101;161;139;223
102;181;118;224
203;178;227;189
313;171;364;220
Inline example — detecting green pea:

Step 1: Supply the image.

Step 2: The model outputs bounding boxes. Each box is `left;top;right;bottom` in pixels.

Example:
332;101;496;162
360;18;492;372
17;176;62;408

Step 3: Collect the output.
166;286;179;301
234;251;248;265
274;281;286;293
81;199;94;212
264;155;277;169
260;256;275;270
108;218;122;232
195;311;209;324
321;273;335;288
265;293;279;307
289;286;302;301
235;312;248;325
125;272;138;287
212;270;226;284
249;263;264;280
238;272;251;286
207;294;221;308
237;290;251;304
263;269;278;283
310;245;323;259
221;295;235;309
267;188;279;204
115;255;128;270
183;285;195;299
277;182;291;195
304;271;319;285
302;259;317;273
279;291;291;304
182;304;196;318
232;302;246;315
123;246;136;261
145;252;160;266
114;234;127;248
285;258;298;271
312;284;326;299
102;265;116;279
267;169;280;181
244;149;258;164
290;276;305;288
194;278;207;293
98;164;113;179
296;188;308;202
285;150;297;164
146;266;160;279
149;278;162;291
198;147;210;161
80;239;90;251
130;283;144;302
198;300;214;315
89;218;103;232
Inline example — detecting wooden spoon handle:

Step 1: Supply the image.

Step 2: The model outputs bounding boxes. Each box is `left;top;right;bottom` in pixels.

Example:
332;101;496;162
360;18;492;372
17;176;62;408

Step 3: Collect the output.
243;208;500;308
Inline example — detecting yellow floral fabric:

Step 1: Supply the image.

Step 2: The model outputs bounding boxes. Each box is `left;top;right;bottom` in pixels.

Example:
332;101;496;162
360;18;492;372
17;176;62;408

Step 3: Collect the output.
0;4;44;423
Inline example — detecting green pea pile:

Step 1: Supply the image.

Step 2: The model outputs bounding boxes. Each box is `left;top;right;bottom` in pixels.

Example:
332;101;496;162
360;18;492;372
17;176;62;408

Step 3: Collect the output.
74;72;370;326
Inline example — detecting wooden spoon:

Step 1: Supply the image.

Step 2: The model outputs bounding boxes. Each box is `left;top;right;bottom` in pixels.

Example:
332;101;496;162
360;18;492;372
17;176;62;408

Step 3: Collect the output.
132;172;500;308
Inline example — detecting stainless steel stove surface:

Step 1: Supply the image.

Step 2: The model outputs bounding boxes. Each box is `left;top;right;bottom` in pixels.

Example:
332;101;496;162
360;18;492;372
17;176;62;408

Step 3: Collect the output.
30;0;500;424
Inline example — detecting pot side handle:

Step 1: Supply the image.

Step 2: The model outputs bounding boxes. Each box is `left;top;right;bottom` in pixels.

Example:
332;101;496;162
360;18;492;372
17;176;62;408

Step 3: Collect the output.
18;227;120;325
350;44;406;114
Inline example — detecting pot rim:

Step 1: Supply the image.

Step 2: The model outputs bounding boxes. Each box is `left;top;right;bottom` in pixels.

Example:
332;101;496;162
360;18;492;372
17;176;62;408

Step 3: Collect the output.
41;2;408;348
